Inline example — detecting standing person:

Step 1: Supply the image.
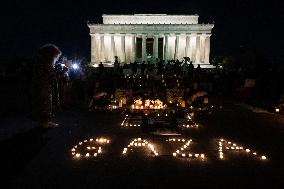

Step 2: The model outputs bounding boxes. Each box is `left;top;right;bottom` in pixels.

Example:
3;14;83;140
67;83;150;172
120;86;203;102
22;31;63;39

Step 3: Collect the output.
99;62;104;75
58;66;70;109
31;44;62;128
141;61;146;76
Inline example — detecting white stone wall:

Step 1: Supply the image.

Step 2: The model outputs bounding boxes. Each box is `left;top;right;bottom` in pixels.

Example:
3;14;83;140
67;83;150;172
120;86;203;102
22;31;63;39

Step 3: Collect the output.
103;14;199;24
89;24;214;34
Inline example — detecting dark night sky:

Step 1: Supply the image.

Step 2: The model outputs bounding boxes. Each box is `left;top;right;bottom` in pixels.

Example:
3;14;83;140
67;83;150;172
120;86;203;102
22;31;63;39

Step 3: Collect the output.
1;0;283;62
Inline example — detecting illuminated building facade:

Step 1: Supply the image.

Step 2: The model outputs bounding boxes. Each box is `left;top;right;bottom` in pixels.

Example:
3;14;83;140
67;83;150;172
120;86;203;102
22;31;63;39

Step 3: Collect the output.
88;14;214;68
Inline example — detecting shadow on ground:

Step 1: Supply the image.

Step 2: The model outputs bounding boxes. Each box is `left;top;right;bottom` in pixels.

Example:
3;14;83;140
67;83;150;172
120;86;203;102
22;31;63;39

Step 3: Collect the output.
0;127;50;187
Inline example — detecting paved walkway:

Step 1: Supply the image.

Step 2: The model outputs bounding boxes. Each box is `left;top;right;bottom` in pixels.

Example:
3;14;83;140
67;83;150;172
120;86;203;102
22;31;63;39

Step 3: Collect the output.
1;102;284;188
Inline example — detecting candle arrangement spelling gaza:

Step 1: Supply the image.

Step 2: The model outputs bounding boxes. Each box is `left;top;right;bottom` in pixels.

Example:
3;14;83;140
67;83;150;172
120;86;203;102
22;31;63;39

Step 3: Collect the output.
218;138;267;160
70;137;268;161
122;138;158;156
167;138;205;160
121;114;141;127
71;137;110;158
179;115;199;129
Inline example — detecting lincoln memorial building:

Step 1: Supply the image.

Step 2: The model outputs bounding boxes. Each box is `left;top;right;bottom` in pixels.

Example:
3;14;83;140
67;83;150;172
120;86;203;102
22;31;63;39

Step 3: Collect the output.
88;14;214;68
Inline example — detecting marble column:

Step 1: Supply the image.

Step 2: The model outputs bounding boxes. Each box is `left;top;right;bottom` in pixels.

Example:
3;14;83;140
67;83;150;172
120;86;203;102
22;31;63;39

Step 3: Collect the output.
121;34;126;63
91;34;96;63
185;34;191;59
204;34;211;64
200;34;206;63
163;34;169;62
111;34;116;62
153;34;159;62
174;34;180;60
142;34;147;63
189;34;196;62
100;34;105;63
131;34;136;62
195;35;201;63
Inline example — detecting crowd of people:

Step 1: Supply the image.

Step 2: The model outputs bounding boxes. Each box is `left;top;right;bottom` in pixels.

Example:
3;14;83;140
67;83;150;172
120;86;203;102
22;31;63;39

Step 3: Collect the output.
2;44;283;124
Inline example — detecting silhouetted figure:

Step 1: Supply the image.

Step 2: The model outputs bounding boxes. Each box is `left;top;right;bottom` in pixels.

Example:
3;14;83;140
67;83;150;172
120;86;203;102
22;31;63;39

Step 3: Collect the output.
188;61;194;76
147;61;152;71
196;64;202;75
141;61;146;75
52;64;61;114
132;61;138;74
157;60;163;74
31;44;61;128
174;59;181;75
58;66;70;109
114;56;120;72
99;62;104;75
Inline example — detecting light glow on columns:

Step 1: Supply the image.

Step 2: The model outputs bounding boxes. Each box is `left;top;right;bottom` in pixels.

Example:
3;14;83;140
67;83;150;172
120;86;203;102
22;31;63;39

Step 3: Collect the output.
189;36;196;61
125;35;132;63
168;36;176;60
177;35;186;60
104;35;112;62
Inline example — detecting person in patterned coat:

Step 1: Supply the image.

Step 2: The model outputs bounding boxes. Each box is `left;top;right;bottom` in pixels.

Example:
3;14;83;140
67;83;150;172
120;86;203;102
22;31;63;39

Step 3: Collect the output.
32;44;61;128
